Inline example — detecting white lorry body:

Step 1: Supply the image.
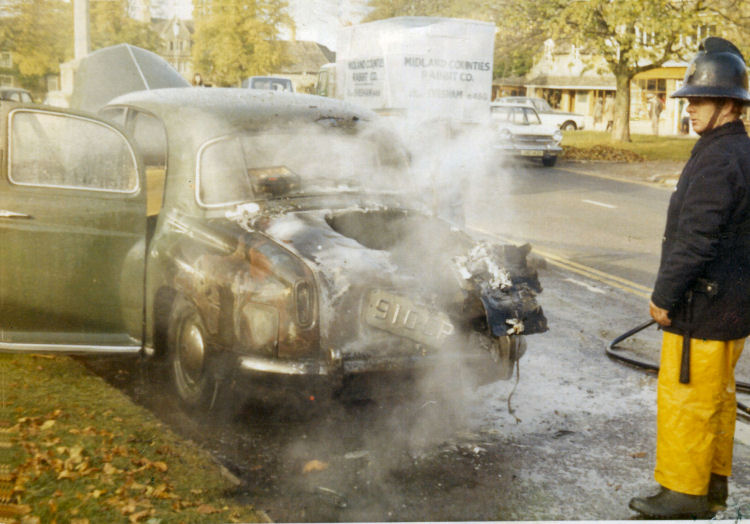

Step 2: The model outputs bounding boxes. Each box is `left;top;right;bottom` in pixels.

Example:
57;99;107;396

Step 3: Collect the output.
332;17;495;124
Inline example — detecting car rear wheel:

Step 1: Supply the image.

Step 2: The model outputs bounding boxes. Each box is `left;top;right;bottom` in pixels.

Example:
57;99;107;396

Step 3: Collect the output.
167;296;217;410
542;156;557;167
561;121;577;131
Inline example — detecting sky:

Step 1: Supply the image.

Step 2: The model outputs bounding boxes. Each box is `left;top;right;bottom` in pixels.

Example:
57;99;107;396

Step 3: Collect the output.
160;0;371;50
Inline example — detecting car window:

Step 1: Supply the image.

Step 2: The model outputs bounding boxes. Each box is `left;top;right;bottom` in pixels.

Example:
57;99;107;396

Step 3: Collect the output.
490;106;511;121
20;93;31;103
523;107;542;125
198;136;249;205
510;107;528;125
99;107;127;127
251;78;292;91
533;99;552;113
9;110;138;193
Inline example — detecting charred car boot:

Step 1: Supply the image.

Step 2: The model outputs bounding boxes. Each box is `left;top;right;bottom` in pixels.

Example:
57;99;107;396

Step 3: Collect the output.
708;473;728;511
629;486;714;519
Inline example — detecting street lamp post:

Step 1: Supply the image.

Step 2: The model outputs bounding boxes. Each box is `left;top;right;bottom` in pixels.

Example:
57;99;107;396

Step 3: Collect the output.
74;0;90;60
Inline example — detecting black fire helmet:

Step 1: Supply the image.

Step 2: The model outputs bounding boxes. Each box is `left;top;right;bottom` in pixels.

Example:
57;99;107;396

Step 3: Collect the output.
671;37;750;103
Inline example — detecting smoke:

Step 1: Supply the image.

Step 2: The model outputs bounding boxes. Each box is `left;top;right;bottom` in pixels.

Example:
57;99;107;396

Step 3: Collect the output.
197;108;514;483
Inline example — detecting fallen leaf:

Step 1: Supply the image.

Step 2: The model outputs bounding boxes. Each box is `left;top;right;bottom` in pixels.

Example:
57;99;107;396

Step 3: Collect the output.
57;469;76;480
40;420;55;431
102;463;121;475
196;504;220;515
302;460;329;474
151;461;168;472
128;509;153;523
631;452;647;459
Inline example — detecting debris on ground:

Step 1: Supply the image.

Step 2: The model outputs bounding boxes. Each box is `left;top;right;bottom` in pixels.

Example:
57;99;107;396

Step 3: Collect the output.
302;460;329;474
563;145;645;162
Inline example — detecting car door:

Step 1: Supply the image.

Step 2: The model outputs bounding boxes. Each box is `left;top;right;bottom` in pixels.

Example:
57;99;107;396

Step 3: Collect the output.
0;105;147;354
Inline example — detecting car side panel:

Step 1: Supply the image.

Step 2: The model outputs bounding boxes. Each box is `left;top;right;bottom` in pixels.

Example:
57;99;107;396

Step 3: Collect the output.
0;105;147;353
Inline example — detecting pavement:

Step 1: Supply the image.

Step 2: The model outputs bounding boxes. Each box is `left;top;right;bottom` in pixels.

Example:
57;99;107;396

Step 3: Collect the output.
560;159;685;188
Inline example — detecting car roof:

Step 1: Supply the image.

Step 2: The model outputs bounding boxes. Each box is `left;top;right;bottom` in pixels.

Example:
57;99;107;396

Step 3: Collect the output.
107;87;375;142
248;76;290;81
491;102;538;111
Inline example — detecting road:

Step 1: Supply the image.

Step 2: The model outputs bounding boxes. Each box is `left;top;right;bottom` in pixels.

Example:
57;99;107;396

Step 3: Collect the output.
466;160;671;293
100;160;750;521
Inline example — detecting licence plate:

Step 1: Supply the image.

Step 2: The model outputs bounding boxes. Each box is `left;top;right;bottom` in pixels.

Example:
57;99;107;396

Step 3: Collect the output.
364;290;455;347
520;150;544;157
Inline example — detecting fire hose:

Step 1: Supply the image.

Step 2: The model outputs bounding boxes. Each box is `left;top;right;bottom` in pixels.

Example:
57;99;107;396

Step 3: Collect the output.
606;320;750;420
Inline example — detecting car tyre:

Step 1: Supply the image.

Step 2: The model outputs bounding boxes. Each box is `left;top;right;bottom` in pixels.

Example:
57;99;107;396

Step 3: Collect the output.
561;121;577;131
542;156;557;167
167;296;217;410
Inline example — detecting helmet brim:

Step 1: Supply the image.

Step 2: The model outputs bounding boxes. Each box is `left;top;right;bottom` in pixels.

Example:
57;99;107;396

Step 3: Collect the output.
670;84;750;103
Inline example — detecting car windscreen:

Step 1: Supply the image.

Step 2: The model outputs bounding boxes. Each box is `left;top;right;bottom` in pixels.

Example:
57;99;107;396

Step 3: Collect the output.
250;78;292;91
490;106;511;121
532;98;553;113
197;121;409;207
511;107;541;125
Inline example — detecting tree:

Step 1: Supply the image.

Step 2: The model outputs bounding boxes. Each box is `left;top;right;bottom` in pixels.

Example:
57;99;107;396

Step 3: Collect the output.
0;0;161;92
90;0;161;52
192;0;294;86
502;0;721;141
710;0;750;58
0;0;71;89
364;0;451;20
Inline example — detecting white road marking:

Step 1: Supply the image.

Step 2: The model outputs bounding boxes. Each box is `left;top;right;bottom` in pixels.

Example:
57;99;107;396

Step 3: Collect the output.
564;278;606;294
582;199;617;209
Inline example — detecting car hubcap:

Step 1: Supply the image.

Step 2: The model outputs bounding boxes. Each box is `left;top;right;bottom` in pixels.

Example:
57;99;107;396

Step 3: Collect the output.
178;318;205;387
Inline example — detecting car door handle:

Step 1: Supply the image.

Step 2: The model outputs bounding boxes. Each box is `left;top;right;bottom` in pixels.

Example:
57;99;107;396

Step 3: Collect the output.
0;210;33;219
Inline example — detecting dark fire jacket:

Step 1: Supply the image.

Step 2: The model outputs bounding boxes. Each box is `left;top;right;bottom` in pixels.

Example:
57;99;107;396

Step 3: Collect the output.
652;119;750;340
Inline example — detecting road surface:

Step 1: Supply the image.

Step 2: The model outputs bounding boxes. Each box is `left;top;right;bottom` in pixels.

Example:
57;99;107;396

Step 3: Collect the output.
99;159;750;521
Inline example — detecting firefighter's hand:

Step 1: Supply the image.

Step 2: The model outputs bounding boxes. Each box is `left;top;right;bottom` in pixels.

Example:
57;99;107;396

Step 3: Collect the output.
649;300;671;327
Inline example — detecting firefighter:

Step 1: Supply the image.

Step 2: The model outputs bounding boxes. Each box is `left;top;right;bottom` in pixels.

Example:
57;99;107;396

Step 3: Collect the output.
629;37;750;519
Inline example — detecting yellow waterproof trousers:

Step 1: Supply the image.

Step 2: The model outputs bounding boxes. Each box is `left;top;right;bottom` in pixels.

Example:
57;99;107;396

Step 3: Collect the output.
654;332;745;495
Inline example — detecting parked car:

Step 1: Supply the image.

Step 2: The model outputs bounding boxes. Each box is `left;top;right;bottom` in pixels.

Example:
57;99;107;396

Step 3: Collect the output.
0;89;546;409
497;96;585;131
0;87;32;103
242;76;294;92
491;102;563;167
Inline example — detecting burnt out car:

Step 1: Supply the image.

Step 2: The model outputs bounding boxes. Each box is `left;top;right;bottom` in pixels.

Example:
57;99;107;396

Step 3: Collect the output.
0;89;546;408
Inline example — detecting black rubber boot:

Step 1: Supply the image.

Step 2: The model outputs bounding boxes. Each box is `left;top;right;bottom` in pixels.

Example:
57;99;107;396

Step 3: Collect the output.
629;486;714;519
708;473;728;511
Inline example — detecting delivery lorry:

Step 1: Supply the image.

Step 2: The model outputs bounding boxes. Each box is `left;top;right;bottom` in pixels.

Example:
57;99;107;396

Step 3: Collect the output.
317;17;496;124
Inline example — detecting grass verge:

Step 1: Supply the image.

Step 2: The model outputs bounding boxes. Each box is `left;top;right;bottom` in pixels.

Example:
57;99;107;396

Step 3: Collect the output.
562;130;697;161
0;353;264;523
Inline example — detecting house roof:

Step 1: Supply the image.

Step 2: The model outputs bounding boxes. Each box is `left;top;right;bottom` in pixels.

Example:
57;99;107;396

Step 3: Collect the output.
152;17;194;38
524;75;616;90
277;40;335;74
493;76;528;87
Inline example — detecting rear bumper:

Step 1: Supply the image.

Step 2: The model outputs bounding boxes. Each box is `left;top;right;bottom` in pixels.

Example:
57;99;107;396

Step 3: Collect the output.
236;334;526;385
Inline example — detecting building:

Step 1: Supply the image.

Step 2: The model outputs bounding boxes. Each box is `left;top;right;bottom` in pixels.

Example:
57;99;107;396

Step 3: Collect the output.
153;16;194;82
275;40;335;93
495;39;691;135
0;50;14;87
